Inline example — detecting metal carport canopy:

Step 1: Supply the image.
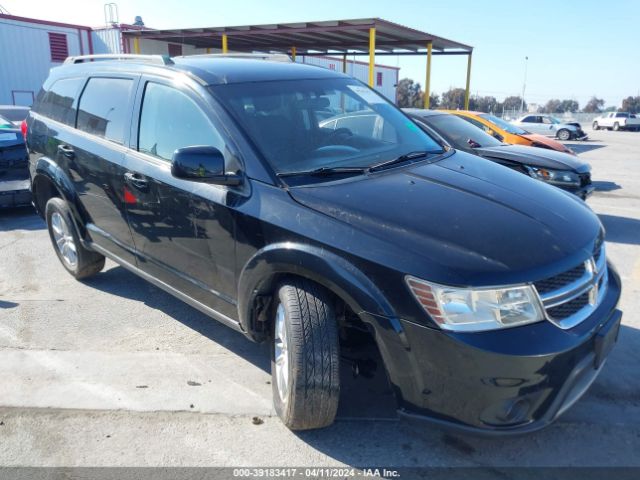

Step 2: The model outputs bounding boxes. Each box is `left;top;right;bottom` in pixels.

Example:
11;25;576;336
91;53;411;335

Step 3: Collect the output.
124;17;474;108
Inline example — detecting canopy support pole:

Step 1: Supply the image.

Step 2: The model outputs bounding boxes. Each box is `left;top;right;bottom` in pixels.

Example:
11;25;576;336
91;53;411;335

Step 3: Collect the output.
464;51;472;110
222;33;228;54
368;27;376;87
424;41;432;109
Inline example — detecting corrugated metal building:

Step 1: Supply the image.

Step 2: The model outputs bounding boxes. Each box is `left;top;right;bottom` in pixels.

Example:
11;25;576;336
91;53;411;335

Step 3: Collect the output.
0;14;400;106
0;14;92;106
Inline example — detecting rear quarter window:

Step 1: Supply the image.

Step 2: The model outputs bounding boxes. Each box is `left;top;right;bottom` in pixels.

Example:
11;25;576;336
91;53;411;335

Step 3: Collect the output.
77;77;134;144
34;77;84;126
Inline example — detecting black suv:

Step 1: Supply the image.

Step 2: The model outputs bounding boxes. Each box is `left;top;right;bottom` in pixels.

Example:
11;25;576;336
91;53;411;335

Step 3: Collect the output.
26;54;622;434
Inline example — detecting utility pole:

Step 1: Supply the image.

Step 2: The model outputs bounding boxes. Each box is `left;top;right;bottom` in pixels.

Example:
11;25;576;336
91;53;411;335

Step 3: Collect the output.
520;56;528;113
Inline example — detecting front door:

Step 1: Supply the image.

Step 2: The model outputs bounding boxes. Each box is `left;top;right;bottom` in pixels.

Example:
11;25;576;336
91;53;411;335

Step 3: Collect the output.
123;79;238;318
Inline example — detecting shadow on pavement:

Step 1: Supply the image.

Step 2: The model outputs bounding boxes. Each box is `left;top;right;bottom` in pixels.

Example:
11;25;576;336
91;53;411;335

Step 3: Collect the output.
84;264;396;420
599;214;640;245
568;143;606;155
0;300;19;308
0;206;43;232
593;181;622;192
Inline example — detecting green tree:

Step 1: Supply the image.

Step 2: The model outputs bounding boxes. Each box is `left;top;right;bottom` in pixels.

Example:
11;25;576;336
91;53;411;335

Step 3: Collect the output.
502;96;526;112
396;78;424;108
441;88;467;109
472;95;499;113
542;99;562;113
621;96;640;114
559;99;579;113
583;96;605;113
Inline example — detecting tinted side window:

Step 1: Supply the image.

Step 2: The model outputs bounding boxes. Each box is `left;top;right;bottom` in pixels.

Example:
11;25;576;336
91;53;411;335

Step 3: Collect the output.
35;77;84;125
522;116;535;122
138;82;225;162
77;77;133;144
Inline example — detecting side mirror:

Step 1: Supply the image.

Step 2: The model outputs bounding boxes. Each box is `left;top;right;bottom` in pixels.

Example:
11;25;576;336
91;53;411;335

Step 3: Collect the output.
171;146;242;186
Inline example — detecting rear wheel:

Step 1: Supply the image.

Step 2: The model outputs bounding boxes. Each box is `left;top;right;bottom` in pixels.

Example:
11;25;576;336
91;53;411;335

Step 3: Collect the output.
592;121;599;130
613;122;620;131
557;129;571;141
45;198;105;279
271;278;340;430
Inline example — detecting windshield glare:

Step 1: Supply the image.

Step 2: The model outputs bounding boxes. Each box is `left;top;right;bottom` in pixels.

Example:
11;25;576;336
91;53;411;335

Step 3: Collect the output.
421;114;503;149
211;79;443;177
479;113;528;135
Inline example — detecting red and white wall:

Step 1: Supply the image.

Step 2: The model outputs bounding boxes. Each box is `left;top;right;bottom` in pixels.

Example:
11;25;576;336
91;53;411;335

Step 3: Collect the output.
0;14;92;106
297;56;399;102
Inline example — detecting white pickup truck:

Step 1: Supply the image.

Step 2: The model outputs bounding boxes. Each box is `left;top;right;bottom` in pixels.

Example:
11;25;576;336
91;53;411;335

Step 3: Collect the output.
592;112;640;131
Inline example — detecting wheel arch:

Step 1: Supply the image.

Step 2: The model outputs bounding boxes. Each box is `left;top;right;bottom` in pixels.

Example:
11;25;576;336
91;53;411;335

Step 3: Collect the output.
237;242;405;343
32;156;88;239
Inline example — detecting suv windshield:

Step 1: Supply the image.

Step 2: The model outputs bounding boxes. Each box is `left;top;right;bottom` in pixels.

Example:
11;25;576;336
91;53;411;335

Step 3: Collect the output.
420;113;503;149
479;113;528;135
211;78;443;178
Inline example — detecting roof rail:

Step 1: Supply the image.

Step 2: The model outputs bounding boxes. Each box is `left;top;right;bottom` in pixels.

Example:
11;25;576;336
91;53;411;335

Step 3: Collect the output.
64;54;174;65
177;53;292;63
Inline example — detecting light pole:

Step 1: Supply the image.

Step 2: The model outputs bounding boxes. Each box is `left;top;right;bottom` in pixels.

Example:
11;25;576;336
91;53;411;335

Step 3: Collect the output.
520;56;528;113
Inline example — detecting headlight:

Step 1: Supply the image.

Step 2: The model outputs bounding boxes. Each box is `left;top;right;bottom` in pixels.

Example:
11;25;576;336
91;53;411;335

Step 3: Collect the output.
406;277;545;332
526;166;580;186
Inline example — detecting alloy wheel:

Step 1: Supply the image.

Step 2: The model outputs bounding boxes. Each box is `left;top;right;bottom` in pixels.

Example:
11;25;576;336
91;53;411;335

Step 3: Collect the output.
51;212;78;269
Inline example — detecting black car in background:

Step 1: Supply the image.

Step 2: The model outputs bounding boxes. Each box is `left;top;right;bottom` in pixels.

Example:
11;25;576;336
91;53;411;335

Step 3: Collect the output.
26;55;621;434
405;109;594;199
0;114;31;208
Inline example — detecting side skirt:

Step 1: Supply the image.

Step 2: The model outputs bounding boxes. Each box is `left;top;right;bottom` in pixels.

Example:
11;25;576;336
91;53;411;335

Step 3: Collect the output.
88;242;244;334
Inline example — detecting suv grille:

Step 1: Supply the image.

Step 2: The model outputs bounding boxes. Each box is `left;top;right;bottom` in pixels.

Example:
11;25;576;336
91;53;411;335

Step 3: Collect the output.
533;245;607;329
534;263;586;295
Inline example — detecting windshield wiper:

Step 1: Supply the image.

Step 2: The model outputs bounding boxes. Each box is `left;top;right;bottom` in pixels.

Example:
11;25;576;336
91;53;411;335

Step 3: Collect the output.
277;166;367;178
368;150;442;172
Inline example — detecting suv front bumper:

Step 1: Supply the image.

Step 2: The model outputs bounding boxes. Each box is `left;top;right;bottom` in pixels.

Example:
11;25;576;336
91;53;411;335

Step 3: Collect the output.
375;266;622;435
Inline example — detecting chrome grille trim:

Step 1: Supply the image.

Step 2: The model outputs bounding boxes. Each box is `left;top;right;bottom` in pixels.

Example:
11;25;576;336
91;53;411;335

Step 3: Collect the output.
534;244;608;330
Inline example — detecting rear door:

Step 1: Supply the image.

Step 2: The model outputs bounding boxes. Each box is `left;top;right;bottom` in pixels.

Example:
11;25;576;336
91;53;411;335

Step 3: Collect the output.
123;78;238;318
69;75;139;264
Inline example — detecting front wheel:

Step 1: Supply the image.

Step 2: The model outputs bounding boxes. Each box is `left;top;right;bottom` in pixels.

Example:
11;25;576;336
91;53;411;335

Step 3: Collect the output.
592;121;599;130
45;198;105;279
271;278;340;430
613;122;620;131
557;129;571;141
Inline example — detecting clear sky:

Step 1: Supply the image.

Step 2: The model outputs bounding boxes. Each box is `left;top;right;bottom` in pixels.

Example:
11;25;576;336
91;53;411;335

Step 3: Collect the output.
3;0;639;108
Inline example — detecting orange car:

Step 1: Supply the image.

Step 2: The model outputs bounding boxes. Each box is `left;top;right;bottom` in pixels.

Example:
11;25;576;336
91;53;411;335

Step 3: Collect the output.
444;110;576;156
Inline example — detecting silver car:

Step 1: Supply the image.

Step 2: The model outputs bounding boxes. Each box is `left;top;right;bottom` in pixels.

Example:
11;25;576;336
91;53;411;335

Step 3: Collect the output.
513;114;587;141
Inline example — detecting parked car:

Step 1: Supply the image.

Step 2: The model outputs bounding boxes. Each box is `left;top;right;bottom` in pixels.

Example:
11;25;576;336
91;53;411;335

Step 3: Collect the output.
0;114;31;208
405;109;593;199
512;114;587;141
592;112;640;131
0;105;30;128
27;54;621;434
447;110;577;155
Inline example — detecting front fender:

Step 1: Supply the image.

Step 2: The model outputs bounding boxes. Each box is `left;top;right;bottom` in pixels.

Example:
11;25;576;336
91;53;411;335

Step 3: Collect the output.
237;242;406;343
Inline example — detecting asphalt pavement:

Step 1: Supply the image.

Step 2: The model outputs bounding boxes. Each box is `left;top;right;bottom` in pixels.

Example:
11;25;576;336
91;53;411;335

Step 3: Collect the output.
0;129;638;469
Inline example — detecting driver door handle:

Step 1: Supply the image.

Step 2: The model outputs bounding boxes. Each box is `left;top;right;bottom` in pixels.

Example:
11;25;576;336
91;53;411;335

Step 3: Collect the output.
124;172;148;190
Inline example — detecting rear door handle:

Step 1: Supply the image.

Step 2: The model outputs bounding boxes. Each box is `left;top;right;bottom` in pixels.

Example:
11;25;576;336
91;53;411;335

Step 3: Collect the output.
124;172;149;190
57;144;75;158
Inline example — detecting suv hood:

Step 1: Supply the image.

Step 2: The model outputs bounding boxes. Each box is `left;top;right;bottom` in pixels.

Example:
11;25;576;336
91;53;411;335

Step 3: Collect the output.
475;144;590;172
289;152;601;284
